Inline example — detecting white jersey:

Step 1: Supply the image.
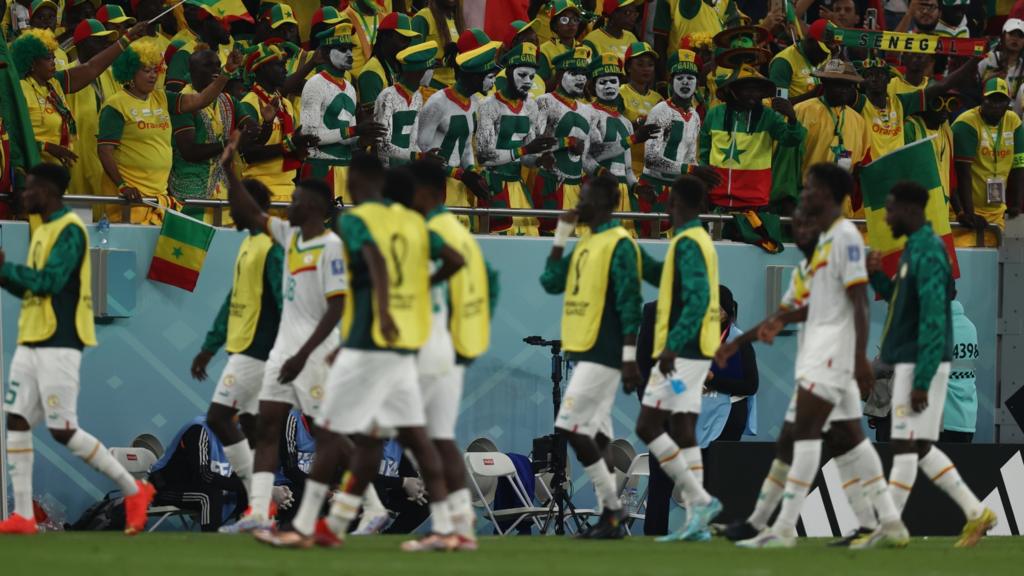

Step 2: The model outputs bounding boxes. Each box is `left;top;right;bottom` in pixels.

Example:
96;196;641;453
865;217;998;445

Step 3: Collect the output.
374;84;422;167
475;93;545;170
796;218;868;382
534;92;594;181
267;217;346;356
643;100;701;182
301;72;359;162
587;103;637;185
416;87;477;169
781;258;811;350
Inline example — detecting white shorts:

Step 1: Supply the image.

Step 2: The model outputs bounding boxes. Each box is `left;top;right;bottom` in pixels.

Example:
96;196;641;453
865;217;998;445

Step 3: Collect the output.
318;349;423;436
556;362;618;438
641;357;709;414
211;354;266;415
258;347;331;417
421;364;465;440
891;362;951;441
3;346;81;429
785;377;862;432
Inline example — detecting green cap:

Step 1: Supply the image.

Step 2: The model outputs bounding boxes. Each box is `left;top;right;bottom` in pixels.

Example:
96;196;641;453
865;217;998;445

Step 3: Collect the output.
624;41;656;63
269;3;298;29
547;0;580;19
590;51;623;79
397;40;439;72
668;49;699;77
455;29;502;74
501;41;539;69
552;44;592;72
984;76;1010;98
318;22;354;48
30;0;58;15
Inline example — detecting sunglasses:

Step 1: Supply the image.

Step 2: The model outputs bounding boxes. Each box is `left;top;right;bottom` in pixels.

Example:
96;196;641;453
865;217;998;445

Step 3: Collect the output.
929;95;960;113
557;14;581;25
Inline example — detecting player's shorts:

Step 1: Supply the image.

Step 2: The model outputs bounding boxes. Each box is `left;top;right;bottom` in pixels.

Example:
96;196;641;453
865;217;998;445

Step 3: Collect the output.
891;362;951;442
258;346;331;417
421;364;465;440
3;346;81;429
555;361;619;438
785;377;862;432
641;357;709;414
318;349;423;436
211;354;265;415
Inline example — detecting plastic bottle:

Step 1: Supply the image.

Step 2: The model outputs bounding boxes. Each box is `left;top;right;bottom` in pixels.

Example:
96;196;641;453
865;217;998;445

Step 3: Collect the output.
97;214;110;247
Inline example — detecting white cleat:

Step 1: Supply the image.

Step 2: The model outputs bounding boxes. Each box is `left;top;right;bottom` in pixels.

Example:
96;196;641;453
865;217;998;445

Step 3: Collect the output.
736;529;797;549
849;521;910;550
352;510;390;535
219;514;273;534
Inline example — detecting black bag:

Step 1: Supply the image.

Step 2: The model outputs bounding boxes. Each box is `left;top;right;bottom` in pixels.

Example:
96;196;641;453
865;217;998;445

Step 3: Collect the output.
69;491;126;531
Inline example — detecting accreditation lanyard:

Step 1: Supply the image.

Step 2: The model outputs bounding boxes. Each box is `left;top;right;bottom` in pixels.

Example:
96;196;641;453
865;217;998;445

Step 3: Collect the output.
985;120;1004;178
820;97;846;151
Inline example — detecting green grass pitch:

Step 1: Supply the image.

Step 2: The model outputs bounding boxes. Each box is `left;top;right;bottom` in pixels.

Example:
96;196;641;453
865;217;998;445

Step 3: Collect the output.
1;534;1021;576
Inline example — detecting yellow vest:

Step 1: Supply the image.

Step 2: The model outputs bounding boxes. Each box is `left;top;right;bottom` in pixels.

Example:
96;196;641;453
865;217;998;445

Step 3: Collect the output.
342;202;432;350
18;211;96;346
428;211;490;359
226;234;274;353
562;226;639;353
652;226;719;358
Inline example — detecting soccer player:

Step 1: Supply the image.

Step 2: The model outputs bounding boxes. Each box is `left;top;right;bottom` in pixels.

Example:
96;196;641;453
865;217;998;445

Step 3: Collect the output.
300;21;386;204
861;181;996;548
267;155;466;552
408;159;500;549
218;133;347;534
736;163;908;549
541;175;643;539
633;175;722;542
533;45;596;233
374;41;437;168
717;210;881;546
475;41;555;235
189;178;282;496
0;163;155;535
416;29;500;229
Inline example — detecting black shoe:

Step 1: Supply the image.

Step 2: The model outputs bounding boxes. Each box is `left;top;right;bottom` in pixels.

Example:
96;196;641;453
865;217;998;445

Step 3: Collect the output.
723;521;760;542
578;509;627;540
828;527;874;547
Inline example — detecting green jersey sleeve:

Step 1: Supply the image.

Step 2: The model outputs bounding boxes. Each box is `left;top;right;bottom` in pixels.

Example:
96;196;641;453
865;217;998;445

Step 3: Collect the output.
952;121;979;160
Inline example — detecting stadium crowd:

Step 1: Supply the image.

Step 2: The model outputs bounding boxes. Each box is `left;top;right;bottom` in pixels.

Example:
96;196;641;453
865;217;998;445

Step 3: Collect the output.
0;0;1022;249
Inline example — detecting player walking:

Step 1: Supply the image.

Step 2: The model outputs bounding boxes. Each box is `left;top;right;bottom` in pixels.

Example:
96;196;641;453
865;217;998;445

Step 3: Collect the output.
541;175;643;539
736;163;908;549
190;179;282;497
858;181;996;549
1;164;155;535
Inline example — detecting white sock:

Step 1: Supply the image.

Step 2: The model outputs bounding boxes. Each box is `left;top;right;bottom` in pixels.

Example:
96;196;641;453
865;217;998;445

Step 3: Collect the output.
430;501;454;535
447;488;475;537
67;429;137;495
682;447;704;484
248;471;275;519
223;440;254;493
748;458;789;530
292;480;328;536
7;430;35;519
327;491;362;536
362;483;386;514
648;433;710;506
584;460;622;512
773;439;821;536
889;453;919;514
835;449;878;530
919;447;982;520
849;439;900;524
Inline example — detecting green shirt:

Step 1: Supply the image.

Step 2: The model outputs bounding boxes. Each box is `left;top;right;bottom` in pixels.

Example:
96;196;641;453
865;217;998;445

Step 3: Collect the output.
540;220;642;369
0;206;85;349
339;202;445;352
170;93;244;200
201;235;284;361
871;223;954;390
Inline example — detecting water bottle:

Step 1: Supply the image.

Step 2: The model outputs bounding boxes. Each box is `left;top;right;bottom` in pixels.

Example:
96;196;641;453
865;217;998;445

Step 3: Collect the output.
97;214;110;247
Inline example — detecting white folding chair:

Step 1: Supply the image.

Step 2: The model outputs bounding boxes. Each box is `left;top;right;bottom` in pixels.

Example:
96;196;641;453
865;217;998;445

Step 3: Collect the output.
146;506;199;532
464;452;550;535
109;447;157;480
619;453;650;534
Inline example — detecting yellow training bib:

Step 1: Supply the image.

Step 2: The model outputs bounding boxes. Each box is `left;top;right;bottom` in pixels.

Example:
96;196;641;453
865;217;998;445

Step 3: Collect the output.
428;211;490;359
652;226;719;358
226;234;274;353
18;211;96;346
562;226;639;353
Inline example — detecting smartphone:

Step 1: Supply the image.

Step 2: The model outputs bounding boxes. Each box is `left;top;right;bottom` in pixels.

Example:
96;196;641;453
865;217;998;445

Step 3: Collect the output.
776;87;789;99
865;8;877;30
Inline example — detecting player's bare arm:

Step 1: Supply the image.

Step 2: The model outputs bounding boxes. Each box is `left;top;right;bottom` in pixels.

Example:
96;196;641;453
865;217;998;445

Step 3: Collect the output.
430;244;465;286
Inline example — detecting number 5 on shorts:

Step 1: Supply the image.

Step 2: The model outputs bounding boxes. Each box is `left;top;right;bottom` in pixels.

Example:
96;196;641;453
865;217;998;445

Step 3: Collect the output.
4;381;19;405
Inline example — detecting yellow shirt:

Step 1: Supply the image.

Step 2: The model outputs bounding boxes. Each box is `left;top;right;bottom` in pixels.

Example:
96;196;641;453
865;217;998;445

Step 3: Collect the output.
952;107;1023;228
889;74;928;95
794;98;870;177
858;91;925;161
98;89;176;198
583;28;638;62
68;68;118;195
539;39;574;83
344;5;379;77
21;74;72;165
667;0;722;57
412;8;458;89
769;44;819;98
620;83;663;177
240;91;299;200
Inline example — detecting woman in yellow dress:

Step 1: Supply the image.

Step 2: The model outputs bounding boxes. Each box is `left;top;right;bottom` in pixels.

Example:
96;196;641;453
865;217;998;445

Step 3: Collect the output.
97;38;242;224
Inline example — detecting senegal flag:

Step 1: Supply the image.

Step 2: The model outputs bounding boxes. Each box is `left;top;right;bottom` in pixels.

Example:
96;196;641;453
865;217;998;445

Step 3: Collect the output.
147;210;216;291
184;0;255;23
859;137;960;279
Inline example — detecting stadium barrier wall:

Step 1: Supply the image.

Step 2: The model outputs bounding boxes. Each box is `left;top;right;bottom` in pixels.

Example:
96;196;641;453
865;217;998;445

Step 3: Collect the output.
0;222;1000;524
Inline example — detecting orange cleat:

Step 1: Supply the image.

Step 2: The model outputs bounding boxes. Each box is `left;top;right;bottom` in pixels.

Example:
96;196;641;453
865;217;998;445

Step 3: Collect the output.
400;533;460;552
0;514;38;535
313;518;344;548
124;480;156;535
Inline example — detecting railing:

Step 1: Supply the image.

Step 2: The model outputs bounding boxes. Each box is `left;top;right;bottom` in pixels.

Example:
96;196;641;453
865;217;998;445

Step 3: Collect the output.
6;194;1003;247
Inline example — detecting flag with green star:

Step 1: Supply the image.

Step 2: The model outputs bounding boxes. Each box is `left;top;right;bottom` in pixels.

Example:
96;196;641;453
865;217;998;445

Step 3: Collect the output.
147;210;216;292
